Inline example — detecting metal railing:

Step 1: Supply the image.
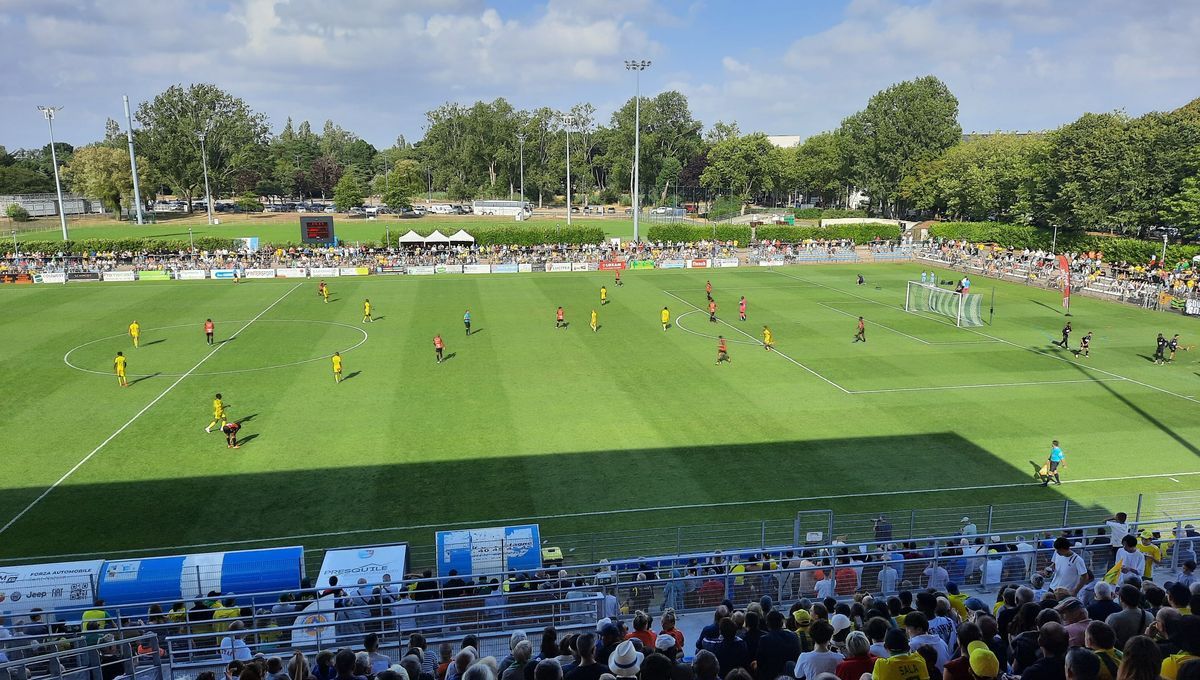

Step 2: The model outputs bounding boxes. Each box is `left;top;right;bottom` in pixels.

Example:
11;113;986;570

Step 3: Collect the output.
0;633;163;680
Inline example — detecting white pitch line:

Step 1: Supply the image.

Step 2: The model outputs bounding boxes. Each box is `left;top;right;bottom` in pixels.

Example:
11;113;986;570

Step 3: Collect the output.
674;311;760;346
849;378;1129;394
0;282;303;537
814;302;998;345
11;469;1200;563
1172;478;1181;483
769;269;1200;406
660;289;852;393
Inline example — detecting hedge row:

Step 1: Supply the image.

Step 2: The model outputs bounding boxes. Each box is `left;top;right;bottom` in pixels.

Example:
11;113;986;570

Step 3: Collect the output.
385;225;605;247
928;222;1200;264
645;224;752;243
756;223;901;243
16;237;242;254
645;223;902;245
793;208;868;220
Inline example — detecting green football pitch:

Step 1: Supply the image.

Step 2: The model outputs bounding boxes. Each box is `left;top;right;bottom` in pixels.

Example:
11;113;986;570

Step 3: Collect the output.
1;264;1198;563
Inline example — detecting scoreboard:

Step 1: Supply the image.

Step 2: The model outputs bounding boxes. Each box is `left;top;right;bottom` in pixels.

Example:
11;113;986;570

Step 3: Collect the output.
300;216;336;244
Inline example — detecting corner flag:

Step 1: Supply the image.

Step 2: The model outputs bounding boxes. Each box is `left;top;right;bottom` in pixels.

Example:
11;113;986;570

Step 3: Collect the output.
1058;255;1071;310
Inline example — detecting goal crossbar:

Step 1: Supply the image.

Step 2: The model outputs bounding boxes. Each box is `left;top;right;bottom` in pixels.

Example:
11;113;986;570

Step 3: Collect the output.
905;281;984;327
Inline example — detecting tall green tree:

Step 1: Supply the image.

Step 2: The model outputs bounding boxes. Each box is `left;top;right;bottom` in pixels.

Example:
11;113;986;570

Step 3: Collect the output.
700;132;777;200
61;145;152;219
900;134;1047;222
135;83;270;210
332;172;365;210
1160;175;1200;239
839;76;961;216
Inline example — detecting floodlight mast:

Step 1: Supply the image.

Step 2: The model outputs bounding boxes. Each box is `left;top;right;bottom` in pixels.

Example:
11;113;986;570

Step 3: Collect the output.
37;106;69;240
624;60;651;242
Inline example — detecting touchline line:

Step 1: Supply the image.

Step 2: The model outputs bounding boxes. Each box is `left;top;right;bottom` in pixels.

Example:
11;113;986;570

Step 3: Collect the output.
6;470;1199;562
0;282;304;537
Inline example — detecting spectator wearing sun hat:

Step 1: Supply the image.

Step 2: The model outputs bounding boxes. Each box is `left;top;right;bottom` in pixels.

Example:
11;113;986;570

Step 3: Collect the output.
1138;531;1163;580
792;608;816;653
607;640;642;678
967;640;1001;679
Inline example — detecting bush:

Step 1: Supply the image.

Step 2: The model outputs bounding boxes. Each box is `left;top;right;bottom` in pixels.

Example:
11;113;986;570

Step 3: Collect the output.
235;192;264;213
6;204;30;222
646;224;752;243
757;223;901;243
793;208;868;220
928;221;1200;264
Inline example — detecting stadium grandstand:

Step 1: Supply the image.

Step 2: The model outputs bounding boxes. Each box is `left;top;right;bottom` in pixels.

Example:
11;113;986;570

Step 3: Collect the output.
1;492;1198;680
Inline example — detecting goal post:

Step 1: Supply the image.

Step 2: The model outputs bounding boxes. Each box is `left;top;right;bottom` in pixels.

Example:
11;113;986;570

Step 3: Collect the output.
905;281;985;327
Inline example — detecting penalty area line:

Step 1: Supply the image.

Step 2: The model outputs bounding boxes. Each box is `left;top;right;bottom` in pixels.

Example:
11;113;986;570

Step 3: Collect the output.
11;470;1200;563
0;282;304;537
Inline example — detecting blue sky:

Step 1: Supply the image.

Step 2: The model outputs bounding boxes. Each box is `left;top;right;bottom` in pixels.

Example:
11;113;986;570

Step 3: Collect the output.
2;0;1197;150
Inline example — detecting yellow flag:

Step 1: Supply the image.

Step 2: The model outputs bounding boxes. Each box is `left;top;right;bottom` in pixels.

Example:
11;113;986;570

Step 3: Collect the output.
1103;559;1123;585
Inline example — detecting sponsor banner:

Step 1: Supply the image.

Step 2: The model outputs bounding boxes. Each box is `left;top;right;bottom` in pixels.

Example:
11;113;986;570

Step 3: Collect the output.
715;258;741;268
547;262;573;272
687;259;710;269
276;267;307;278
435;264;464;274
378;266;406;275
212;269;236;279
40;272;67;284
757;260;786;267
629;260;655;270
530;263;546;273
98;547;303;615
237;237;261;252
245;269;276;279
407;266;435;276
137;270;170;281
0;272;33;284
68;271;101;281
316;544;409;590
309;267;340;277
435;524;542;578
518;263;533;273
290;595;338;647
178;269;207;280
659;260;686;269
493;264;519;274
1187;299;1200;316
572;262;597;272
0;559;104;620
598;260;628;271
103;271;137;282
339;267;370;276
464;264;491;274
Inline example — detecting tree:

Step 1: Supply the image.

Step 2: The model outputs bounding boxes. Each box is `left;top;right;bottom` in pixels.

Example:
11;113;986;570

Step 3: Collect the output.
705;120;740;145
1161;176;1200;239
61;145;152;220
332;172;365;210
0;165;55;194
700;132;777;201
6;204;30;222
794;131;851;207
135;83;270;210
373;159;423;210
899;134;1047;222
839;76;961;216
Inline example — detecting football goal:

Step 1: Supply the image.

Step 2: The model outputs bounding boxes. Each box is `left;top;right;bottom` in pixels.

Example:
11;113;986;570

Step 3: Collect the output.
905;281;985;327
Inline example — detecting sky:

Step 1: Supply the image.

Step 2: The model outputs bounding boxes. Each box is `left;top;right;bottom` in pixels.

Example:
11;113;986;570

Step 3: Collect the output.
2;0;1198;151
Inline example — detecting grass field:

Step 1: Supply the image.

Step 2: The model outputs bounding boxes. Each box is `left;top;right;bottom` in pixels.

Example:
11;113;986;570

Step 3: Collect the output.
11;214;638;243
1;264;1198;564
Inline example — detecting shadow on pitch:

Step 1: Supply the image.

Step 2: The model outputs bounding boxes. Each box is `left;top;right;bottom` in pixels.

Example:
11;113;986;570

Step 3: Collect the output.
442;352;457;362
0;432;1113;561
1063;360;1199;457
142;339;166;347
235;414;258;425
467;328;482;336
127;372;161;386
341;371;361;382
237;433;259;446
1028;298;1067;316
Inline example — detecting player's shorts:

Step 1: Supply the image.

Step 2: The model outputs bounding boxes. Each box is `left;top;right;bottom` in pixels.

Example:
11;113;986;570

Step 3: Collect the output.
436;348;443;354
116;370;126;377
1049;461;1060;472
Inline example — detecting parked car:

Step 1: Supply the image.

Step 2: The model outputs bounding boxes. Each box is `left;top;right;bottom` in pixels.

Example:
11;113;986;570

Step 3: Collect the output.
452;205;465;214
323;205;337;213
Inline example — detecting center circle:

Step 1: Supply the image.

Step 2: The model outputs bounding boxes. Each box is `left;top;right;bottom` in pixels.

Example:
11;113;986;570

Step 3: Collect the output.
63;319;368;377
674;310;760;345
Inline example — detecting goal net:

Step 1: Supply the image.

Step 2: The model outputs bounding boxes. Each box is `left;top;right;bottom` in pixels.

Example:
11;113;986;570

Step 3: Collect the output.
905;281;985;327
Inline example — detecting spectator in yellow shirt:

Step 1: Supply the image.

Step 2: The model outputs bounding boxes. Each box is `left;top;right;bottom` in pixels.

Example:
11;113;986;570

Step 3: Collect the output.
1138;531;1163;579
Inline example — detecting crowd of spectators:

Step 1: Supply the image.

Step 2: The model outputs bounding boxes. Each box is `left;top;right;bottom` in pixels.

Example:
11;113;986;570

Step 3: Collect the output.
917;241;1200;305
